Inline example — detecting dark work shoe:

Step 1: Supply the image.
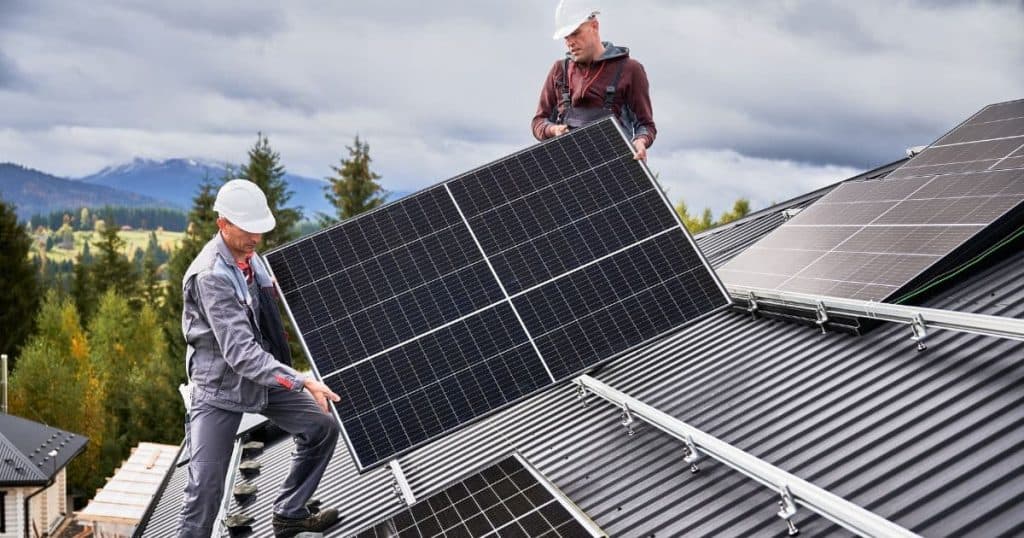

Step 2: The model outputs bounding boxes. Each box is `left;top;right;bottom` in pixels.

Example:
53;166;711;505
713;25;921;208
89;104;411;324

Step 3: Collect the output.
272;508;341;537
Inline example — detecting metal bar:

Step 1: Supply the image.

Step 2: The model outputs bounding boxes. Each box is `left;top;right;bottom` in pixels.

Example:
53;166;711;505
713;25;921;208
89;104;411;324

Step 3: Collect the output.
576;375;920;538
213;438;244;538
389;460;416;507
513;453;607;538
729;285;1024;341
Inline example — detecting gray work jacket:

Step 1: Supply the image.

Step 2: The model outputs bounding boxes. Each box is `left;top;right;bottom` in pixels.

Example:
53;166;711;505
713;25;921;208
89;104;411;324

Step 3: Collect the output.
182;233;307;412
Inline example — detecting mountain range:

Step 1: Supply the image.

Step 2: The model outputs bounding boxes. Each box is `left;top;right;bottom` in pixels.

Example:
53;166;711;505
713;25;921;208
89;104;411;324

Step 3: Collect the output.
0;158;400;221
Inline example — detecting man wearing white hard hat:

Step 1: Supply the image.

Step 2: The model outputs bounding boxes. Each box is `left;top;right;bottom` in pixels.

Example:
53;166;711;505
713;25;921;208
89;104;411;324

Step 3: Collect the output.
532;0;656;160
177;179;342;537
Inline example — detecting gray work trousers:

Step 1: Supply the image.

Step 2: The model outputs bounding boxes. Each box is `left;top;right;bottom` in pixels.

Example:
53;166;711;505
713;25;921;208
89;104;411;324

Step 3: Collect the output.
176;387;340;538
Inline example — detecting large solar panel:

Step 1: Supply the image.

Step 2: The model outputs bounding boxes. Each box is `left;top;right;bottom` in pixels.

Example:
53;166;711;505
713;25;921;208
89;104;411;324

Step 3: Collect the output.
719;98;1024;302
266;118;729;470
352;455;604;538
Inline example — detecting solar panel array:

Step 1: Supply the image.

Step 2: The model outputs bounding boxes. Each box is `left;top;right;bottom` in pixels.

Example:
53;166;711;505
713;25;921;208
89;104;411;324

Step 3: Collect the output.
719;99;1024;302
266;118;729;470
352;455;602;538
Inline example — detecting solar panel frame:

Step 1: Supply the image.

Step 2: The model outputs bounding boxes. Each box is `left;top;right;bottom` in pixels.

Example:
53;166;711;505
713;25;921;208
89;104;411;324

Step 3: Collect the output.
266;118;731;471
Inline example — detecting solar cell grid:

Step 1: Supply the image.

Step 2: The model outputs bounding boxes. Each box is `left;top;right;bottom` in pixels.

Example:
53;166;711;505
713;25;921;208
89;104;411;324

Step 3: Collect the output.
719;99;1024;303
353;455;600;538
267;118;729;470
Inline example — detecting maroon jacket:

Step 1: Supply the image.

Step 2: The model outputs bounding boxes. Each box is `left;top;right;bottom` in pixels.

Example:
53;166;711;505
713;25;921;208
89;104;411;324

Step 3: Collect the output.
532;43;656;147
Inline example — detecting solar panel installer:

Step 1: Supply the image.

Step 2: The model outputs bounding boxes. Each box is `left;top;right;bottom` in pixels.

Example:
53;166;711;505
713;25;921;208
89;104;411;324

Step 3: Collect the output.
177;179;342;538
532;0;657;160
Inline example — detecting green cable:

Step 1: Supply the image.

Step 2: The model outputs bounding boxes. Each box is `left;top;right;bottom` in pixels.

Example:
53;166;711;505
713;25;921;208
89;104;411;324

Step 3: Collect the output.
893;221;1024;304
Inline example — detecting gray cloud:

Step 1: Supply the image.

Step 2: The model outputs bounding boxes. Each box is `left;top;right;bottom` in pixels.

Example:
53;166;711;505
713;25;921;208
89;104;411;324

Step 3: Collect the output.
0;0;1021;214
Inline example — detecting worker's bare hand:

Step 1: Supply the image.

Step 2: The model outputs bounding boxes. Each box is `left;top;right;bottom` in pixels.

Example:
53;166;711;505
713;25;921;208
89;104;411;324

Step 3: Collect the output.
303;378;341;413
549;124;569;137
632;139;648;161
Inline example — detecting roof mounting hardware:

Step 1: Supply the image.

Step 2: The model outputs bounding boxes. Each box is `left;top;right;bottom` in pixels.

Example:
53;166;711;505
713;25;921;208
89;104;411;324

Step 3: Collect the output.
747;292;760;319
910;314;928;351
575;380;590;408
814;301;829;334
389;459;416;507
777;485;799;535
620;403;636;436
683;434;704;473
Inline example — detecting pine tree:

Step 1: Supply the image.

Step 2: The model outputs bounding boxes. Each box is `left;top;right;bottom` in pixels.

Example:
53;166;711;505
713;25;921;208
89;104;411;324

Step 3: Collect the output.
77;215;139;322
140;231;163;306
9;292;106;497
240;132;302;248
163;176;221;373
322;135;386;226
0;198;42;362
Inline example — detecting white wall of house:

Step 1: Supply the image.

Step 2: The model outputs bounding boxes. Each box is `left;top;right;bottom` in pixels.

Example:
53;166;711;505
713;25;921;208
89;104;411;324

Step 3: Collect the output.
1;468;68;538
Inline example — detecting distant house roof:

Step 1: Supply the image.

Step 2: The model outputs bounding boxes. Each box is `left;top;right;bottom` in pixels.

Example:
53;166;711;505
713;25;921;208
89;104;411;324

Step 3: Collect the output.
138;157;1023;536
0;412;88;486
77;442;179;527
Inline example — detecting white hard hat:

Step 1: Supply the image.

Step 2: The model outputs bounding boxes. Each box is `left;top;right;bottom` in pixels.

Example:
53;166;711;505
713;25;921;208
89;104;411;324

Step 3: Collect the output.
214;179;276;233
553;0;599;40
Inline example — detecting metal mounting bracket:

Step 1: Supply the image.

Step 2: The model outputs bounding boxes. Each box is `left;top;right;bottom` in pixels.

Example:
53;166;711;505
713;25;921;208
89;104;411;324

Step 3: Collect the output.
619;403;635;436
389;459;416;507
910;313;928;351
747;292;760;319
575;380;589;408
683;434;704;473
814;301;829;334
777;484;799;535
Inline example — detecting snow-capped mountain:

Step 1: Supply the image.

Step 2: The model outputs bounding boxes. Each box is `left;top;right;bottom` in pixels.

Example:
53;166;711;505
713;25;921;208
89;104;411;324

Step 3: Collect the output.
78;157;336;217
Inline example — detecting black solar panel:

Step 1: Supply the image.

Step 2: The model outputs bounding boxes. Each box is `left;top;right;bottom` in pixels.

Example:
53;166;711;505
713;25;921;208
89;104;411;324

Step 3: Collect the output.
266;118;729;470
352;455;602;538
720;98;1024;302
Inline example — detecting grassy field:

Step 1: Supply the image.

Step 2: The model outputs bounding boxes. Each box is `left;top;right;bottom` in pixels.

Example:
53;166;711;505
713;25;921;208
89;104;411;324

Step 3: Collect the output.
41;229;185;264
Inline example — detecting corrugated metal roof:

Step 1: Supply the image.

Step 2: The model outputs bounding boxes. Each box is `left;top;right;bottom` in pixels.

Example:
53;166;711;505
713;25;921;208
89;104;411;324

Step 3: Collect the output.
137;157;1023;538
133;447;189;537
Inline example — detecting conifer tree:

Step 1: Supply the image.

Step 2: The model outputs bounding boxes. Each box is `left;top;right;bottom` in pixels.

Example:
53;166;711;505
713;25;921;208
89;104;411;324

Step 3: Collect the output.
9;292;106;497
322;135;386;226
240;132;302;248
163;176;220;372
0;198;41;362
75;215;138;322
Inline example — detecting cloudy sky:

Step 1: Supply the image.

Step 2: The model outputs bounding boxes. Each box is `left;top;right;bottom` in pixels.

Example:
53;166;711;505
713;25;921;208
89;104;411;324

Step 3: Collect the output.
1;1;1022;214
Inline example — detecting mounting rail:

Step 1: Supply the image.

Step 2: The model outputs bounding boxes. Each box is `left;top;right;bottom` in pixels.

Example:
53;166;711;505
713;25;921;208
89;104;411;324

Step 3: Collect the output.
575;375;920;538
730;286;1024;342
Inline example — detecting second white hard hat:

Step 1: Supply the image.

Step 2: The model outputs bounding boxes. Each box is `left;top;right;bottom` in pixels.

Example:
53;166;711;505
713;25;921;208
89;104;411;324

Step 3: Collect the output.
553;0;600;40
214;179;276;233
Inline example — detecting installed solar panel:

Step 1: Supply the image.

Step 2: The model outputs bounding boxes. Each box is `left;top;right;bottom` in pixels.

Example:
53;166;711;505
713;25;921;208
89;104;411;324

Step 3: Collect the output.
352;455;603;538
720;98;1024;302
266;118;729;470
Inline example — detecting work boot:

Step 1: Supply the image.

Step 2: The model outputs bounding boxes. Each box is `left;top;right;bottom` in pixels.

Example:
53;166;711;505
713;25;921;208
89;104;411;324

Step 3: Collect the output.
272;508;341;537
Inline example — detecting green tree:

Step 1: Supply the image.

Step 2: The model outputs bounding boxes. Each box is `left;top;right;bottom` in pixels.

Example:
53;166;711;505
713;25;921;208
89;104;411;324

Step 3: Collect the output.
675;197;752;234
240;132;302;248
718;198;751;225
75;215;139;322
9;292;106;497
89;291;180;474
163;176;221;373
0;198;42;362
140;231;164;306
322;135;386;226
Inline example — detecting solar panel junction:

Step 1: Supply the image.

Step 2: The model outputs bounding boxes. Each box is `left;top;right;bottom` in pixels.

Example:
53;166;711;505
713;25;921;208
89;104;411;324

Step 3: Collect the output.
719;98;1024;303
265;118;729;471
352;454;604;538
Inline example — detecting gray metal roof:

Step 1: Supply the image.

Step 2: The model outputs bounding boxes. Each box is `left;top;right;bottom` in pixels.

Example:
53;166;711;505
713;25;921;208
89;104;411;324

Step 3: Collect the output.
0;412;88;486
138;158;1024;537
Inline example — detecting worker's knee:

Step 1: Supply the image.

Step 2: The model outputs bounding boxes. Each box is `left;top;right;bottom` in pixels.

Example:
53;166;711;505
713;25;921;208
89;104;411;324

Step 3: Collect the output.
306;411;340;444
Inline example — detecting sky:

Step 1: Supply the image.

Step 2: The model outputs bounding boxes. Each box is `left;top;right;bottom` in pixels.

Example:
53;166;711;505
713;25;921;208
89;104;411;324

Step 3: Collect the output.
1;0;1022;214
